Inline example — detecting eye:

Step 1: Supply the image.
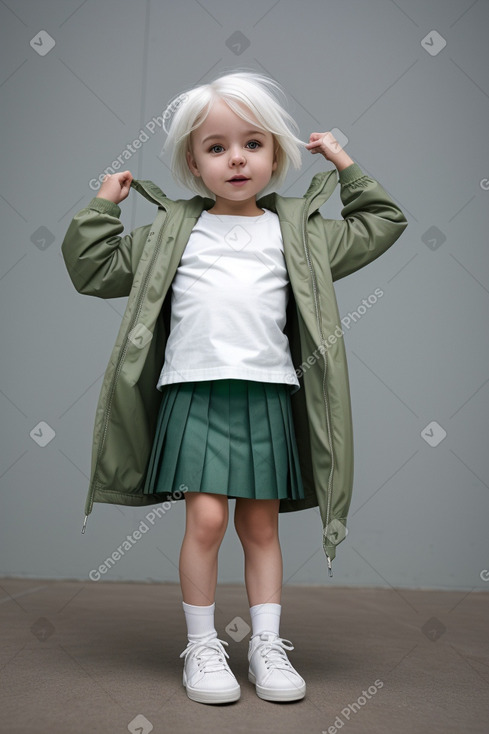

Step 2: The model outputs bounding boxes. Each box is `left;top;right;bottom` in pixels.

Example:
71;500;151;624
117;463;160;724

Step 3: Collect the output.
209;144;224;153
247;140;261;149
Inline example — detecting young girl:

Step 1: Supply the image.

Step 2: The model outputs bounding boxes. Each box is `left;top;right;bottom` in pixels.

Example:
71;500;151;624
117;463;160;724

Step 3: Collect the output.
61;71;407;706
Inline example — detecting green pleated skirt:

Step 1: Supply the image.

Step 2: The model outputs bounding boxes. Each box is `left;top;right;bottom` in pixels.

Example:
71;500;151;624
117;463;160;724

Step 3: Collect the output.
142;379;305;501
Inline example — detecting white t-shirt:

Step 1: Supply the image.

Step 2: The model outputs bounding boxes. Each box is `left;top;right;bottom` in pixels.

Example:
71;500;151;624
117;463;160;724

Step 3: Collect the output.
156;207;300;392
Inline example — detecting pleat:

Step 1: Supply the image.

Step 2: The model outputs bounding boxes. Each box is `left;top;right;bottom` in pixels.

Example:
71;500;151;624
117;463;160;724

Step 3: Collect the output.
143;384;180;494
173;381;211;494
263;383;288;498
289;401;306;499
278;385;304;500
200;380;231;495
228;380;253;497
143;379;305;501
248;381;277;499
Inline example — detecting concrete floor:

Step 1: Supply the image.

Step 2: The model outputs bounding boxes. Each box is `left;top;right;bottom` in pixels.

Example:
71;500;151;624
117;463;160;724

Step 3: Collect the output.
0;578;488;734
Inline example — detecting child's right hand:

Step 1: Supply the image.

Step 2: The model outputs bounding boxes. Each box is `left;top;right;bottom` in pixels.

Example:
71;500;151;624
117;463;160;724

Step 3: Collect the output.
95;170;133;205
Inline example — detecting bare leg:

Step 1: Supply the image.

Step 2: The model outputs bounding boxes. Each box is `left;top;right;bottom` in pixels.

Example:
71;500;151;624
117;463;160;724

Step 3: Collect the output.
179;492;229;605
234;498;282;607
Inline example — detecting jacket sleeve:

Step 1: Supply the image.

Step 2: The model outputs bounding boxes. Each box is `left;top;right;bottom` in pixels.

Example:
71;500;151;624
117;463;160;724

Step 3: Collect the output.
321;163;408;282
60;197;151;298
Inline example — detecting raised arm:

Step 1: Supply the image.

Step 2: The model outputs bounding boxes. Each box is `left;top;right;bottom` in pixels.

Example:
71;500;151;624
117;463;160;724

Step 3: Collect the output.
61;171;150;298
306;133;408;281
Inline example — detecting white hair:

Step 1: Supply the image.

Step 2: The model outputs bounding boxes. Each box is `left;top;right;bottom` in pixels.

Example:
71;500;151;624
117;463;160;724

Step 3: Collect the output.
161;70;307;199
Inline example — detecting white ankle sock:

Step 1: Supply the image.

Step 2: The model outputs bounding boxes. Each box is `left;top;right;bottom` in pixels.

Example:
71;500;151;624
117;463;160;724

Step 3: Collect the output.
182;601;217;641
250;602;281;637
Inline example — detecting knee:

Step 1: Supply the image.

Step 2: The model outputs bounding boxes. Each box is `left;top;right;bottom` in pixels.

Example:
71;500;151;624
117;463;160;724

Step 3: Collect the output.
188;499;228;548
235;514;277;547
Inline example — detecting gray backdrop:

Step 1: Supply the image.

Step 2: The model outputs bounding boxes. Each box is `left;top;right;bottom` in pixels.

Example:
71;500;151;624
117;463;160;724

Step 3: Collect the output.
1;0;488;591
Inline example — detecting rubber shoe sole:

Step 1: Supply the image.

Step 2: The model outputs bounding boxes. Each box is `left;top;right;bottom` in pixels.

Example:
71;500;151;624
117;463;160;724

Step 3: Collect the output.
183;670;241;704
248;669;305;702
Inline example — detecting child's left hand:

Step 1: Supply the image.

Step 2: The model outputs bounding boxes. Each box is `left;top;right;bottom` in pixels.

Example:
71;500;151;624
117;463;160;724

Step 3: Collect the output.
306;132;354;169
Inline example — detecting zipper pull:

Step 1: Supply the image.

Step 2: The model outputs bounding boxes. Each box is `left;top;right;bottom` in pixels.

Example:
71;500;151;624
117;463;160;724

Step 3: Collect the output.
81;515;88;534
327;556;333;578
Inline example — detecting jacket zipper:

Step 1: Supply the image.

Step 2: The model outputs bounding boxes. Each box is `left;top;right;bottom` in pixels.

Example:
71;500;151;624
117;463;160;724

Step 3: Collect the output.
82;210;170;534
302;205;335;577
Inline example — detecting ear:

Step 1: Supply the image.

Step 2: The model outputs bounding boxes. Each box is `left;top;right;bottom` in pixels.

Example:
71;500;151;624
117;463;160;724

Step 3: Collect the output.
186;150;201;178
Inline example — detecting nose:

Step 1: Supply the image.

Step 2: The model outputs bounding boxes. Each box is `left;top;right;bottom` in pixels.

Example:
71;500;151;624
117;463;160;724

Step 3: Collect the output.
229;146;246;166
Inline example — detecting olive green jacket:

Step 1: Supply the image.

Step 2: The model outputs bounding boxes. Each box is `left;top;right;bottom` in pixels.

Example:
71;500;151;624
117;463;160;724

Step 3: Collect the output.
61;162;408;572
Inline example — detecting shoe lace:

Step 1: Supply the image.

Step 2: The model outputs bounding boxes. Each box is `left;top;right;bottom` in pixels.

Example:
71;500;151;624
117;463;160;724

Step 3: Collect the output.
179;635;231;673
254;633;296;671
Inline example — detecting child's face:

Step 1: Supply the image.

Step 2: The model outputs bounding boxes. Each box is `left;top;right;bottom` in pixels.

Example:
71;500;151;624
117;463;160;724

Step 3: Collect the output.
186;98;278;213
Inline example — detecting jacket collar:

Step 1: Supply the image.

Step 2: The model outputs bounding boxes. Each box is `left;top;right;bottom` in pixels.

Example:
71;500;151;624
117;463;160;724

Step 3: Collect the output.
129;168;339;218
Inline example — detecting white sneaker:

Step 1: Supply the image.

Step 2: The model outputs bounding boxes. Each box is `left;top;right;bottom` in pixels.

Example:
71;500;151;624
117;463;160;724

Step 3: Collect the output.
179;633;241;704
248;632;306;702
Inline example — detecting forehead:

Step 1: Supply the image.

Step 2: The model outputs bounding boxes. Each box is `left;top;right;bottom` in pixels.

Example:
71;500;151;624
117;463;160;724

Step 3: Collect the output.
193;98;265;138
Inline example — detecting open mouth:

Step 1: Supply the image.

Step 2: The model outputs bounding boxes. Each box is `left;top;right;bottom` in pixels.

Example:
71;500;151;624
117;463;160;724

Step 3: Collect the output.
228;176;249;182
